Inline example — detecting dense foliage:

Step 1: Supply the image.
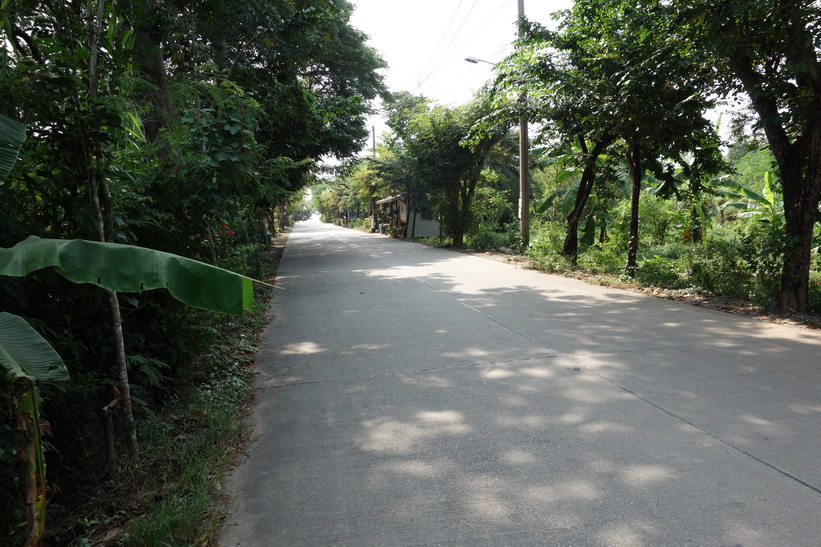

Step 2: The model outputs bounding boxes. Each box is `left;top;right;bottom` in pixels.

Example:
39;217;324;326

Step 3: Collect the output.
0;0;384;542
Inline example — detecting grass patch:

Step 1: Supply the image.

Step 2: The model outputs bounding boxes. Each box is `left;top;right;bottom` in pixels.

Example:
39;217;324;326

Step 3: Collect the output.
120;322;260;546
117;281;274;545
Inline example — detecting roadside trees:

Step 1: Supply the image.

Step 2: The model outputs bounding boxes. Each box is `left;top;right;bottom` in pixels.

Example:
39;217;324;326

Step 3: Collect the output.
401;100;505;247
486;20;616;261
568;1;725;274
668;0;821;313
0;0;387;536
488;1;724;271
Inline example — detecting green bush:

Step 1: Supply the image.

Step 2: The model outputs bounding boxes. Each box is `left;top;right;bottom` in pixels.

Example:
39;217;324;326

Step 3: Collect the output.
530;251;575;273
466;225;518;251
527;221;564;259
637;256;683;288
218;243;267;279
809;273;821;314
576;244;625;275
685;236;755;297
414;235;451;246
642;242;690;260
347;216;370;231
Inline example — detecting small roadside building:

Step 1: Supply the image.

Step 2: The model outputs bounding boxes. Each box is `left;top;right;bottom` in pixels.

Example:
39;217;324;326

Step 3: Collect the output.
375;195;440;238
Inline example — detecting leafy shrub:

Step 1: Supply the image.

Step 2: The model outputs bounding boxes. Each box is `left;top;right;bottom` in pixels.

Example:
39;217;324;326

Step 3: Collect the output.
642;242;690;260
414;236;450;246
466;224;518;251
530;251;574;273
637;256;683;288
809;273;821;314
527;221;564;259
347;217;370;231
685;236;755;297
606;196;671;251
219;243;267;279
387;224;405;238
576;243;625;274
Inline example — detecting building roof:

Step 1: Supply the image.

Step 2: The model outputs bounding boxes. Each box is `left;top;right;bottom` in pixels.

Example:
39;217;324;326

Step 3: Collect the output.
375;195;405;205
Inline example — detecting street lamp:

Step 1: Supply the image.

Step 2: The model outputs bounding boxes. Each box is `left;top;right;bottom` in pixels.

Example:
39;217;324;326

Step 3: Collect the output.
464;56;494;65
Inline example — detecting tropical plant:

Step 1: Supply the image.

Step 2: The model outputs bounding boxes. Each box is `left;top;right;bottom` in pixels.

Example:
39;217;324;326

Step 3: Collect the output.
0;237;257;545
0;108;257;543
401;100;506;247
719;172;783;228
0;312;68;547
0;115;25;181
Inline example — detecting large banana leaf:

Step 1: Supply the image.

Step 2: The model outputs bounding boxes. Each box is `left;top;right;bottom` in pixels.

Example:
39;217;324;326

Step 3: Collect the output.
711;175;769;204
0;312;69;384
0;113;26;181
0;236;254;315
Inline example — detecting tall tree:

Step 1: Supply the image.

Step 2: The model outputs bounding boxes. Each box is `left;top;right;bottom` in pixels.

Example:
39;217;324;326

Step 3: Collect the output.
670;0;821;312
378;92;435;234
577;0;725;274
0;0;388;528
487;19;617;260
403;100;505;247
486;2;724;268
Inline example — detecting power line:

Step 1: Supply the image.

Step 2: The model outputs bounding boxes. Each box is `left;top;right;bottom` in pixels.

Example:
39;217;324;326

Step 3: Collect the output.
415;0;466;88
450;0;514;59
418;0;480;87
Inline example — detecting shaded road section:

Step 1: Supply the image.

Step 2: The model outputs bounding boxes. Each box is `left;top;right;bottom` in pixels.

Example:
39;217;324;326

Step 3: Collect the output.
220;219;821;546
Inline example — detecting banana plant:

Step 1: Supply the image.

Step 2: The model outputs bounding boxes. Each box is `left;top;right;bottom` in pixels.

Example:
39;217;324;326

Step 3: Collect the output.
1;312;68;547
718;171;783;227
1;236;254;314
0;113;26;181
0;238;257;546
1;113;259;545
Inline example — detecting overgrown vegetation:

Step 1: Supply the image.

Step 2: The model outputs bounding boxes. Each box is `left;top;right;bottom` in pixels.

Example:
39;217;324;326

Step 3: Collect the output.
1;0;383;543
117;279;273;546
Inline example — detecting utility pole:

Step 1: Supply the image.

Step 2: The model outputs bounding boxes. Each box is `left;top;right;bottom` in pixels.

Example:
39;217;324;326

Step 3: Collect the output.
518;0;530;246
370;125;377;232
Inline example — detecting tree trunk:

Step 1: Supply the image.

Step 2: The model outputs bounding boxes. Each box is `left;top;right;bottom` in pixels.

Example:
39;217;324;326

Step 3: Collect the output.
729;41;821;312
562;138;611;261
625;143;642;276
562;216;581;260
452;231;464;247
17;384;47;547
690;205;703;244
777;205;816;312
774;119;821;311
88;0;139;455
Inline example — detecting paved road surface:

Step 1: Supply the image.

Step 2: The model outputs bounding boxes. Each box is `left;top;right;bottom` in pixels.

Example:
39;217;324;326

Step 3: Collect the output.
220;218;821;546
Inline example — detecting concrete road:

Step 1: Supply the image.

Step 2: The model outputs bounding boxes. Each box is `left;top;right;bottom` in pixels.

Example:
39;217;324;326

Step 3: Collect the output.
220;219;821;546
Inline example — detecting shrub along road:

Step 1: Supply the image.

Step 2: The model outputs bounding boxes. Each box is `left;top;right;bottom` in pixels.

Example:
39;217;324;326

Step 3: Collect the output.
220;218;821;546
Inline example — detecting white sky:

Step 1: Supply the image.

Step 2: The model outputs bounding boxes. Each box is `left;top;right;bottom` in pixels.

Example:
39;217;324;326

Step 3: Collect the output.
347;0;572;148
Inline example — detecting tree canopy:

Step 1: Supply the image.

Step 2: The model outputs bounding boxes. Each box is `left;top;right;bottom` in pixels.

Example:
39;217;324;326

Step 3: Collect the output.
0;0;386;538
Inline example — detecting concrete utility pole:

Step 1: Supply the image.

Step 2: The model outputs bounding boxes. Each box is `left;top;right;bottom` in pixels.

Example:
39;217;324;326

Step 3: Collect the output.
518;0;530;246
